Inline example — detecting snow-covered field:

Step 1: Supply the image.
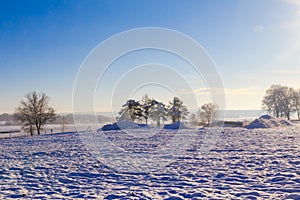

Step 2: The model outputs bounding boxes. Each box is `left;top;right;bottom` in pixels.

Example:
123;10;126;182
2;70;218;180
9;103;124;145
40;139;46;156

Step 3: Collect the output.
0;124;103;139
0;125;300;199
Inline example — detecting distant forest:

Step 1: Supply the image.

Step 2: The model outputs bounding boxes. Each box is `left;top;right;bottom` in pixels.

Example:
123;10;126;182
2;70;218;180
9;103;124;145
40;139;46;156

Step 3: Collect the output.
0;113;113;126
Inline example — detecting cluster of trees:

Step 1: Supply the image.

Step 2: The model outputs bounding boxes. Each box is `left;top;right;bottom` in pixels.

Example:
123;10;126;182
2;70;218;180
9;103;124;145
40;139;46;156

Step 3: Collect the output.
262;85;300;120
117;95;220;126
14;91;56;135
117;95;188;125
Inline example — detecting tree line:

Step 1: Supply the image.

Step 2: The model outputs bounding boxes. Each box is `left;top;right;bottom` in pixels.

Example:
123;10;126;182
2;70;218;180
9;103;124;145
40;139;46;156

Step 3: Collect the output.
262;85;300;120
13;84;298;137
11;91;220;136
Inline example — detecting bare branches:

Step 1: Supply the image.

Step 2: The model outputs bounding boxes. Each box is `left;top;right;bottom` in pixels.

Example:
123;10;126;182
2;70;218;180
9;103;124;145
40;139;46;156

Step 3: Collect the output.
15;91;56;135
199;103;219;125
262;85;299;120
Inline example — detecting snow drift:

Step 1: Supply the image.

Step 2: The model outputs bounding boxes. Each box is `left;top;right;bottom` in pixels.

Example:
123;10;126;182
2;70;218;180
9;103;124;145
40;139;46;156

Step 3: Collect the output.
100;121;189;131
99;121;149;131
163;122;188;130
244;115;292;129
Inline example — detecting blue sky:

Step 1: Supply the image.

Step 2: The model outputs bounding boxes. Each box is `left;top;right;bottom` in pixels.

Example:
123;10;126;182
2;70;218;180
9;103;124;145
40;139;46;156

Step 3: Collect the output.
1;0;300;113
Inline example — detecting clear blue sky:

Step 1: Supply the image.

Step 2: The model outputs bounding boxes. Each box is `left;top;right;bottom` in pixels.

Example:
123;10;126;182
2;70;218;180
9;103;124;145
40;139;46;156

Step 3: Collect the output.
1;0;300;113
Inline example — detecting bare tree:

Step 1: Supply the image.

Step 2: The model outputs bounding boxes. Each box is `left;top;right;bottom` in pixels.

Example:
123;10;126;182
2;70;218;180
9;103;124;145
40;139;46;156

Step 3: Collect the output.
188;112;199;126
262;85;285;118
292;89;300;120
262;85;297;120
282;87;296;120
199;103;219;125
15;91;56;135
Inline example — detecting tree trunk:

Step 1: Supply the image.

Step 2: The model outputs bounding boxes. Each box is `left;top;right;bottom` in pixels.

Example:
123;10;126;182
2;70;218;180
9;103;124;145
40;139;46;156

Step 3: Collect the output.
286;112;290;120
36;124;41;135
30;125;33;136
172;116;176;123
156;118;160;126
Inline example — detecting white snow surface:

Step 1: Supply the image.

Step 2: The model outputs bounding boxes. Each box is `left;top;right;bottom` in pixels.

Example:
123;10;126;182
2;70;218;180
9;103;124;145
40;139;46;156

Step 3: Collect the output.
0;124;103;139
0;125;300;199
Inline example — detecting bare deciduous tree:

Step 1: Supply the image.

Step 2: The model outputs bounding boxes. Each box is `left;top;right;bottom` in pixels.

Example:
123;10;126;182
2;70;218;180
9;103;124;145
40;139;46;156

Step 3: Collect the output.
199;103;219;125
188;112;199;126
15;91;56;135
262;85;298;120
292;89;300;120
262;85;285;118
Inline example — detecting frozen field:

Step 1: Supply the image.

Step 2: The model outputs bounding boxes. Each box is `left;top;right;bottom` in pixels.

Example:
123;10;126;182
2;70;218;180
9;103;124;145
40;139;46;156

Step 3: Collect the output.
0;126;300;199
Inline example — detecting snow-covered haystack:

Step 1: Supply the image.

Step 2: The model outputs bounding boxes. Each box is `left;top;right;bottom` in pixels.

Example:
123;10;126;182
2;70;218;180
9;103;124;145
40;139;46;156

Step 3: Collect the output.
100;121;149;131
244;115;292;129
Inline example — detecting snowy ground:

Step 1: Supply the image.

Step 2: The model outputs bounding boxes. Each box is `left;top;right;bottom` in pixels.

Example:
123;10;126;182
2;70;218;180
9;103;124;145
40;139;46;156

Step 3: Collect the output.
0;124;102;139
0;126;300;199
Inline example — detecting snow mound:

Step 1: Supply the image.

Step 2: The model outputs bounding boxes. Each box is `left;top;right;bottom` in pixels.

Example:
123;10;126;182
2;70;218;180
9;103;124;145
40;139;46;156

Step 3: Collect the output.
245;119;269;129
279;119;292;126
100;123;120;131
163;122;188;130
100;121;148;131
259;114;273;120
245;116;292;129
100;121;189;131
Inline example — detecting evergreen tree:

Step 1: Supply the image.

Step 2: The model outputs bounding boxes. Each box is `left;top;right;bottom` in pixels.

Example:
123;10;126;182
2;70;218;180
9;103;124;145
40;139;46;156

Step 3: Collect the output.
168;97;188;123
141;94;152;125
117;99;143;122
149;100;168;126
